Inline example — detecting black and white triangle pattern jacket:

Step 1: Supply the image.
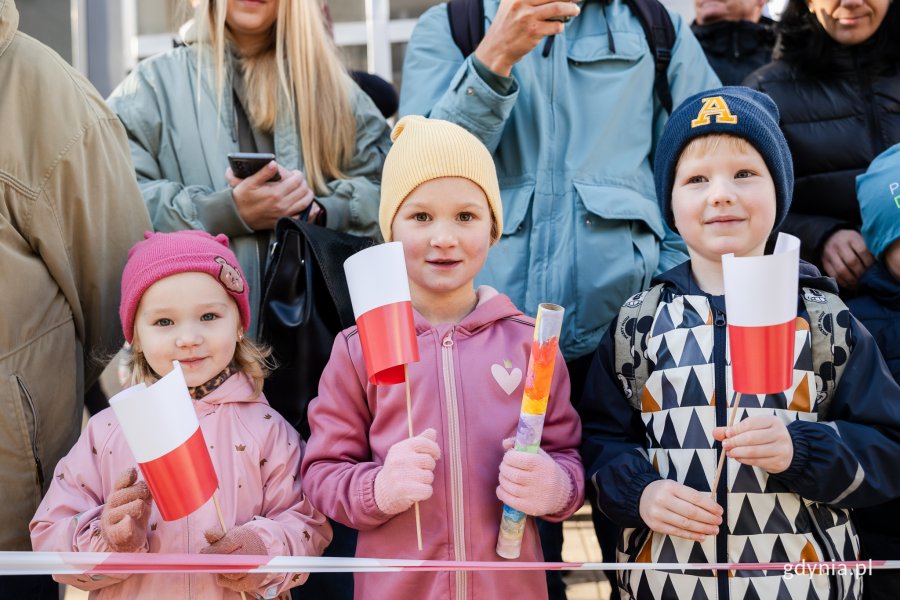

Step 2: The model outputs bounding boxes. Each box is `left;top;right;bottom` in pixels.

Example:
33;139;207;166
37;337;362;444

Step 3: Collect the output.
580;262;900;600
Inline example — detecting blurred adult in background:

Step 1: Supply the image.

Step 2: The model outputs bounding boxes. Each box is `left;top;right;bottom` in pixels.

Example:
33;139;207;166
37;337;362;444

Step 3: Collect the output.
691;0;775;85
321;0;399;118
107;0;391;337
744;0;900;291
0;0;151;598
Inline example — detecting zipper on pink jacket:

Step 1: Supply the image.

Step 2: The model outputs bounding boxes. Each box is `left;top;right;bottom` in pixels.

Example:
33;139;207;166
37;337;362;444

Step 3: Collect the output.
441;328;467;600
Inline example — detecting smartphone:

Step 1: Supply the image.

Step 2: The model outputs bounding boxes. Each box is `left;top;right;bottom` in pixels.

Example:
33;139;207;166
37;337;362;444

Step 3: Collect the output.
227;152;281;182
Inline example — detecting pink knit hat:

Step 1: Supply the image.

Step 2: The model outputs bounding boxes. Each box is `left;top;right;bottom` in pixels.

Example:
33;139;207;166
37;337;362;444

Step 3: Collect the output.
120;231;251;344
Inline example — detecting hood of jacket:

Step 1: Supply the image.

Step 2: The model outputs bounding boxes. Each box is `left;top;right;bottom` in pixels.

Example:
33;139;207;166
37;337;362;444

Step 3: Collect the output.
652;259;838;296
0;0;17;58
412;285;524;335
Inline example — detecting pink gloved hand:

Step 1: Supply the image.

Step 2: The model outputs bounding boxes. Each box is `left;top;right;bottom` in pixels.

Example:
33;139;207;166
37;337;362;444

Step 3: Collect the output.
496;438;573;517
374;428;441;515
100;468;153;552
200;526;268;593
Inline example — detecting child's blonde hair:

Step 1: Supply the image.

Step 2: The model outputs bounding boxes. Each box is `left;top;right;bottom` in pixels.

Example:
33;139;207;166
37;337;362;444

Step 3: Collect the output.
676;133;757;171
192;0;354;195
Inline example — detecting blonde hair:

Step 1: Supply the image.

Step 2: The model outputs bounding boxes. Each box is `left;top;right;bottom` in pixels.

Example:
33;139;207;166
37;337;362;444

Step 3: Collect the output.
677;134;757;169
127;335;273;400
193;0;355;195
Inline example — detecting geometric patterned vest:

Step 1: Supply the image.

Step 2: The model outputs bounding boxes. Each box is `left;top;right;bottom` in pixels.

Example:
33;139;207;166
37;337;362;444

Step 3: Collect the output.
613;287;861;600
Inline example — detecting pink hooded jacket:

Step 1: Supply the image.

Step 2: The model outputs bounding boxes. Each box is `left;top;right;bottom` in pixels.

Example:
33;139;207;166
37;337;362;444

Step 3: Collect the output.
30;373;332;599
301;288;585;600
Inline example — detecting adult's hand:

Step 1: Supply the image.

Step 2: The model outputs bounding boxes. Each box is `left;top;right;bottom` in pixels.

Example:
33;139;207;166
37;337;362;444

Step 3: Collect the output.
474;0;581;77
821;229;874;289
712;415;793;474
226;162;315;231
639;479;722;542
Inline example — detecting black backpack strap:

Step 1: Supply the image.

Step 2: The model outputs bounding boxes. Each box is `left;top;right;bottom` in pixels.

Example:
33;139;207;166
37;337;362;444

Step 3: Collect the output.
614;284;665;411
623;0;675;114
447;0;484;58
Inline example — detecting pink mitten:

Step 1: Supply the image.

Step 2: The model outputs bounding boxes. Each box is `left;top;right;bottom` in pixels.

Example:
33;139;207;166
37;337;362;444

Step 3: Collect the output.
496;440;573;517
374;428;441;515
100;468;153;552
200;526;268;593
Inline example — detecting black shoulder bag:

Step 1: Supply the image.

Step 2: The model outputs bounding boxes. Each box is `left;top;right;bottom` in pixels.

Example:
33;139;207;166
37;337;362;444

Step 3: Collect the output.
258;216;374;438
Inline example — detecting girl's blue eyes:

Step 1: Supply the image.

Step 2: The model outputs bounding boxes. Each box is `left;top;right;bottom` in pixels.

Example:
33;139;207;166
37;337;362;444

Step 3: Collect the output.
153;314;218;326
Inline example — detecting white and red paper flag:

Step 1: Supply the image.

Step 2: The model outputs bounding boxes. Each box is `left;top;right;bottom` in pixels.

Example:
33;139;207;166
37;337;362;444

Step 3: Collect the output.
723;233;800;394
344;242;419;385
109;362;218;521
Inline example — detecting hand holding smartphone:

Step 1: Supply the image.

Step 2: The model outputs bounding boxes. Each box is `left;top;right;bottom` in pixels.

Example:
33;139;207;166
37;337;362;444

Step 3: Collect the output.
227;152;282;182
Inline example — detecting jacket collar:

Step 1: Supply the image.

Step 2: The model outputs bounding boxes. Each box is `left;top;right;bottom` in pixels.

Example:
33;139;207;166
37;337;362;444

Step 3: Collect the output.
412;286;525;336
0;0;17;60
194;371;265;407
652;259;838;297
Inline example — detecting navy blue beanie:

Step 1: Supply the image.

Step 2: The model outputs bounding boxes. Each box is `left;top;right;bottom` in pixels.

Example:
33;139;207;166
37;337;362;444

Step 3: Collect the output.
654;86;793;232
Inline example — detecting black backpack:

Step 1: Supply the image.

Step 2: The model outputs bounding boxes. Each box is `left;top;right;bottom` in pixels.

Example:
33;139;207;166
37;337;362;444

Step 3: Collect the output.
447;0;677;113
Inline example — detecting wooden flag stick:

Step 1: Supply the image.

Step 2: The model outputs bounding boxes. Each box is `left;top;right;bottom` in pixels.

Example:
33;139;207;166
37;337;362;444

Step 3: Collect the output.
710;392;742;499
404;363;424;552
213;490;248;600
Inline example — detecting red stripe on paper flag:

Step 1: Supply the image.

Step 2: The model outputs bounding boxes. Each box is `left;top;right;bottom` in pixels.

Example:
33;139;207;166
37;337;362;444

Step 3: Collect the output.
138;427;217;521
729;320;795;394
356;300;419;385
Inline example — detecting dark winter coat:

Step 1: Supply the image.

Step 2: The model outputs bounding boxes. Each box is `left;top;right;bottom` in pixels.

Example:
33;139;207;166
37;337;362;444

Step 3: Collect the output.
690;17;775;86
581;261;900;600
847;262;900;567
743;20;900;268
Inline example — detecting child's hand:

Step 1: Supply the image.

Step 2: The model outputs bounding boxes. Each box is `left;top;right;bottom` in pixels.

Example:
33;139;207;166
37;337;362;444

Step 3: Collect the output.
200;527;268;593
100;467;153;552
496;438;573;517
374;428;441;515
713;415;793;474
639;480;722;542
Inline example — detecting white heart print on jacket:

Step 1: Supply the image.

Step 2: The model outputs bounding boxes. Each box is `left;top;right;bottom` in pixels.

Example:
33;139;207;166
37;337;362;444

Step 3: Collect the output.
491;359;522;395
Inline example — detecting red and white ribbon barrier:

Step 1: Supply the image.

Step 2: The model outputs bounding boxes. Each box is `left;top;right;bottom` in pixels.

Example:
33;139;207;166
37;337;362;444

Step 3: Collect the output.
0;553;896;576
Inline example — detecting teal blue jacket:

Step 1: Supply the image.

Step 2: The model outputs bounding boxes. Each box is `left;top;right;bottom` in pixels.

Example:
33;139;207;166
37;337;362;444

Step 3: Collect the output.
400;0;719;359
108;43;391;338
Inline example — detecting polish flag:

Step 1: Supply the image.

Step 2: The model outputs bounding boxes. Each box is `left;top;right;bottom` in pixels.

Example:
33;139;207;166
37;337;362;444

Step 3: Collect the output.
109;362;218;521
344;242;419;385
723;233;800;394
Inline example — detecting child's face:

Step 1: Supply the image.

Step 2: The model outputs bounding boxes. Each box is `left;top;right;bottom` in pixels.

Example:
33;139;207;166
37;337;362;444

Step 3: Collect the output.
133;272;241;387
391;177;493;304
672;137;777;263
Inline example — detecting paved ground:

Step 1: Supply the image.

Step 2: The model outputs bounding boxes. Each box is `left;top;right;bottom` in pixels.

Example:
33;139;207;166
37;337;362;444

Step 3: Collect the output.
561;504;613;600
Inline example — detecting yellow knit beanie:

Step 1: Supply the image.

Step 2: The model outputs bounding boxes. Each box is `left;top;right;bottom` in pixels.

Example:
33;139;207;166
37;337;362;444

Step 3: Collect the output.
379;116;503;244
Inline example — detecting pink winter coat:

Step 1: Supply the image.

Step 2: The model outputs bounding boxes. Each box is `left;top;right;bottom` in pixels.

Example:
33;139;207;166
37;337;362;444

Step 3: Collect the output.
30;372;332;599
301;288;585;600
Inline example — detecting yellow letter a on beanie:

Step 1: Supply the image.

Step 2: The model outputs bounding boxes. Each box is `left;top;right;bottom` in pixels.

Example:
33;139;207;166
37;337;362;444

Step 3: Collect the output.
691;96;738;128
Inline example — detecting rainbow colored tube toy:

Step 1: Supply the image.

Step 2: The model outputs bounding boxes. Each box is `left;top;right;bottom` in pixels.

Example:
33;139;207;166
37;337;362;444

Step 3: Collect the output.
496;303;565;559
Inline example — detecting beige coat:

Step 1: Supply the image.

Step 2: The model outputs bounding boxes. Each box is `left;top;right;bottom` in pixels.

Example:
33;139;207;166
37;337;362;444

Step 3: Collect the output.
0;0;150;550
